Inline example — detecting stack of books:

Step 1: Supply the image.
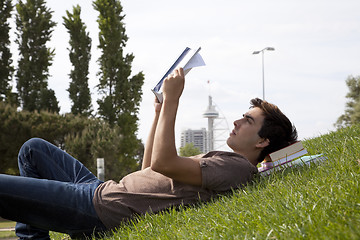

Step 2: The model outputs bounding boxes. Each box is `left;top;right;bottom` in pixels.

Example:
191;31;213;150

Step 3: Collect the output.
258;141;327;176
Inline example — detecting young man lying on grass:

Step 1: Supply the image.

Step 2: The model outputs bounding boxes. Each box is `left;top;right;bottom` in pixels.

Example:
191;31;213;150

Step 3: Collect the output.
0;68;297;239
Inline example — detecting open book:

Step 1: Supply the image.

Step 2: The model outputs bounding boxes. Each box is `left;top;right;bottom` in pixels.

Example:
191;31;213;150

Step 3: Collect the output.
152;47;205;103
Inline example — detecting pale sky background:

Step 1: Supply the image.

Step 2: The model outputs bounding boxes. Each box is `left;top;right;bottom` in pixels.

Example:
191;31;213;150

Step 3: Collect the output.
8;0;360;150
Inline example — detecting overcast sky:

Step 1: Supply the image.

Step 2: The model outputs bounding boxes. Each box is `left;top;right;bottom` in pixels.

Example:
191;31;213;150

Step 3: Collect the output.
9;0;360;150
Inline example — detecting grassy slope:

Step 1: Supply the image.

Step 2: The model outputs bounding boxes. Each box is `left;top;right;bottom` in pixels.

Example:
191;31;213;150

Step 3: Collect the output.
58;125;360;239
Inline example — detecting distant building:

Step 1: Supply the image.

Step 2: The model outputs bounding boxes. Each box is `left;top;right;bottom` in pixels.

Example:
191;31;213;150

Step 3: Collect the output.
180;95;230;153
180;128;208;153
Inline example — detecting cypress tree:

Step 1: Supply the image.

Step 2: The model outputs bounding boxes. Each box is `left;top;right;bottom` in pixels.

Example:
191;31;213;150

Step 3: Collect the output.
63;5;92;116
0;0;15;103
15;0;59;113
93;0;144;174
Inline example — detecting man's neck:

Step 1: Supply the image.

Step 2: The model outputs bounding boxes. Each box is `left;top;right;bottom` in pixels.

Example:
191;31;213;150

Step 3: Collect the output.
235;150;259;167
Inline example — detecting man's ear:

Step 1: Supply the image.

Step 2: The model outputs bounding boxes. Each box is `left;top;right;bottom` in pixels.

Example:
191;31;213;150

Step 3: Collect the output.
256;138;270;148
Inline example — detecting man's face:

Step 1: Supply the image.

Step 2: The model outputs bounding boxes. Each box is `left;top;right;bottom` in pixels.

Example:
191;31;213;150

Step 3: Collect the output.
227;107;266;154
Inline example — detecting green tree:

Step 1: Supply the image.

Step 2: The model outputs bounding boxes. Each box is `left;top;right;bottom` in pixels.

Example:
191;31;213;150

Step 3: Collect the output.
0;0;14;103
15;0;59;113
93;0;144;172
336;75;360;128
63;5;92;116
0;101;138;177
0;102;63;174
179;143;202;157
64;119;141;181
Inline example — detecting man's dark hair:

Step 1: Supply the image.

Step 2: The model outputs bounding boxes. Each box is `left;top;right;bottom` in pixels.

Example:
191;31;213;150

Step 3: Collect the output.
250;98;298;163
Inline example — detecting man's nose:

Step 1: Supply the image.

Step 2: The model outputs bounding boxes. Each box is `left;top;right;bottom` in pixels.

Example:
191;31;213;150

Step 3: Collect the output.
234;116;247;126
233;119;242;127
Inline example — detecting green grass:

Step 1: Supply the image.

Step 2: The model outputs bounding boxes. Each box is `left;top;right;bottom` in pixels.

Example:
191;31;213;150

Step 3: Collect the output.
0;221;15;239
0;221;15;229
47;125;360;239
0;231;16;239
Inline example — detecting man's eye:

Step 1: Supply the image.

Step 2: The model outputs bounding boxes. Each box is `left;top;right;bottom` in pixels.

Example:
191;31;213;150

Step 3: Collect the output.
245;115;253;124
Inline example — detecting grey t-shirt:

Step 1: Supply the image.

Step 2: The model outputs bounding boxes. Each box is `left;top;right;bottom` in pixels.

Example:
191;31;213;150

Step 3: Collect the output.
92;151;258;229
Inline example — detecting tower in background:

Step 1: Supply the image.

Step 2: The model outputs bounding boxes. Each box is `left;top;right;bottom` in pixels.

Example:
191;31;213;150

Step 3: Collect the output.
180;81;230;153
203;95;219;151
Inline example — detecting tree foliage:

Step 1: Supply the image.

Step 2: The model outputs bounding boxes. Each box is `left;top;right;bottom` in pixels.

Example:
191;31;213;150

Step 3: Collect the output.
93;0;144;171
179;143;202;157
64;120;142;181
0;102;73;174
0;102;139;179
93;0;144;125
0;0;15;103
15;0;59;113
336;75;360;128
63;5;92;116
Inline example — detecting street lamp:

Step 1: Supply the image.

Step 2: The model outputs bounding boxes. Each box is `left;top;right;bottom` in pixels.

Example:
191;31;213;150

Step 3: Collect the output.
252;47;275;100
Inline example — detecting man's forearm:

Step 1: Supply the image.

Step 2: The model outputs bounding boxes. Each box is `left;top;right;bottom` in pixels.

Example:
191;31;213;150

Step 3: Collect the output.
142;111;160;170
150;98;202;187
151;99;179;173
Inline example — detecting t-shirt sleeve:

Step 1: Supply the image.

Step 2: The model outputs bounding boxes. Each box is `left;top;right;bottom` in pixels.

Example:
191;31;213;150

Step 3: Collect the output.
200;153;257;192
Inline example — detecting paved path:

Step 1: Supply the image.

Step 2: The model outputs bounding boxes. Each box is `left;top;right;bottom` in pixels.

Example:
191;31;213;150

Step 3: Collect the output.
0;227;16;240
0;227;15;231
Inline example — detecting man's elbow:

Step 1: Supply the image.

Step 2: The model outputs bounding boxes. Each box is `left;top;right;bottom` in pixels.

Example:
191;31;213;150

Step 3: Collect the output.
150;156;174;176
150;160;167;174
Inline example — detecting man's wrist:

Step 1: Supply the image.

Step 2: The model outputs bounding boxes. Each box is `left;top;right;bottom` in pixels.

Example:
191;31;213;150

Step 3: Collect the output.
162;96;180;105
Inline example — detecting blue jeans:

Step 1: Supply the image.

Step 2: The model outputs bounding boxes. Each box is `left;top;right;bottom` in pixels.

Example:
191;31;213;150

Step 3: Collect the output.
0;138;107;239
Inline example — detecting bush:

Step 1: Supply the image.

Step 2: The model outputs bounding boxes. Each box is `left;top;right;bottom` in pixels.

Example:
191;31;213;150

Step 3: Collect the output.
0;102;141;179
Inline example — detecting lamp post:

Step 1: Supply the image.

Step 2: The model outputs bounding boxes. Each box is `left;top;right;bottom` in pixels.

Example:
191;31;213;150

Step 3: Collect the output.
252;47;275;100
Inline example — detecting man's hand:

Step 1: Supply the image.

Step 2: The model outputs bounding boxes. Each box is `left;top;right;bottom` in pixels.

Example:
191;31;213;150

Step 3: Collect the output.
154;98;162;113
162;68;185;103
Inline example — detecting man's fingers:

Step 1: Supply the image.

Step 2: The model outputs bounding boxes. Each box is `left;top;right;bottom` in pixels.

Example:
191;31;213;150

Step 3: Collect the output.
173;67;184;77
167;67;184;79
177;67;184;77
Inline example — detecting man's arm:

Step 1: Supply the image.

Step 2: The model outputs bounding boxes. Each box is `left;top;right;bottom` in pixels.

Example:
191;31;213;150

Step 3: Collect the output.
142;101;161;170
150;68;202;186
